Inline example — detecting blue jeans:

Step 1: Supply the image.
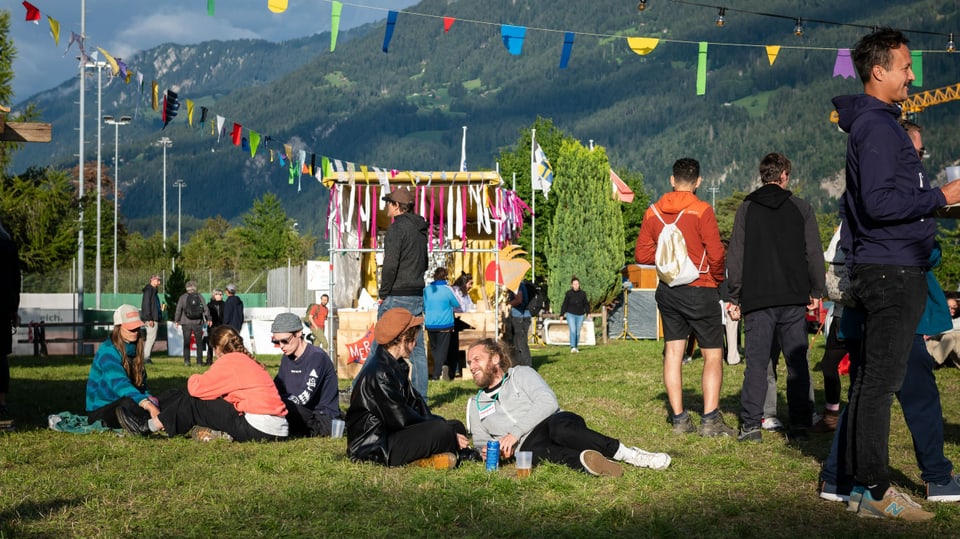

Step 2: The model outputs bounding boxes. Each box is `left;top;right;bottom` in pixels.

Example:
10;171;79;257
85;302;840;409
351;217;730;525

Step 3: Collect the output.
845;264;927;487
566;313;585;349
363;295;428;400
821;335;953;486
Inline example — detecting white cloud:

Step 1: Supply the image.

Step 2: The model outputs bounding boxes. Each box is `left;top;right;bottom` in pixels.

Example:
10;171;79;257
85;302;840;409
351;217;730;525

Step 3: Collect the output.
9;0;417;100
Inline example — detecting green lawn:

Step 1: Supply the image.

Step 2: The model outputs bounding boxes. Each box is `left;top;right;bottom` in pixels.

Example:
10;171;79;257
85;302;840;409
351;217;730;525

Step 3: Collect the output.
2;340;959;537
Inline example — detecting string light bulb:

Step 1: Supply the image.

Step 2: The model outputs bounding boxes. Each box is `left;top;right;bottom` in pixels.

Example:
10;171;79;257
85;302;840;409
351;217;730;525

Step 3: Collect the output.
715;7;726;27
794;18;803;37
637;0;648;12
948;32;956;53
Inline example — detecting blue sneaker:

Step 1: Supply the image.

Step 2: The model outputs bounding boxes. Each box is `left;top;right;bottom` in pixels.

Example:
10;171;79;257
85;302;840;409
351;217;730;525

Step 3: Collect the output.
818;481;850;503
856;487;933;521
846;485;865;512
927;473;960;502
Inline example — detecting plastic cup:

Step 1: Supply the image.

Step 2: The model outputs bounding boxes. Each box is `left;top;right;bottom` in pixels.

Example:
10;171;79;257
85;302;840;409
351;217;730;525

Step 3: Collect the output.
516;451;533;478
330;419;345;439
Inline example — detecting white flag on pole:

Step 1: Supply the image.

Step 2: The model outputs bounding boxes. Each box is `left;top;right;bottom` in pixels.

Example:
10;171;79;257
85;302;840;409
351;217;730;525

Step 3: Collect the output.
532;141;554;198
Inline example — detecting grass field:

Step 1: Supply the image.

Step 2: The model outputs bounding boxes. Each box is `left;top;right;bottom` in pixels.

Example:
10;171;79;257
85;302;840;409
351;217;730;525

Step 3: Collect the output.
2;339;959;538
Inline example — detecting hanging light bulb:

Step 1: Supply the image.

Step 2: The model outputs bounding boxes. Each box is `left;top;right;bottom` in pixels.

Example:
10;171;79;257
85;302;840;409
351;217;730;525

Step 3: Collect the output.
637;0;648;11
948;32;956;53
715;7;726;27
794;18;804;37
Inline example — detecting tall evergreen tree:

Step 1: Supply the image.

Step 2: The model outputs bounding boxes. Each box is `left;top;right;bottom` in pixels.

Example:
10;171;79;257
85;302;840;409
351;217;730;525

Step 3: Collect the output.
546;141;624;311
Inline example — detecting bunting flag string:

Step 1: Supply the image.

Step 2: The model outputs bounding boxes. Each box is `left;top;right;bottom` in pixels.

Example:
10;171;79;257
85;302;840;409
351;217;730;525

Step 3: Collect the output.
16;0;960;235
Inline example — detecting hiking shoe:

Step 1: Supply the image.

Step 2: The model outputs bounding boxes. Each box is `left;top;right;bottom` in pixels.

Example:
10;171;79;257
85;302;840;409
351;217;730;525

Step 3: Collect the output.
188;425;234;442
738;425;762;443
410;452;458;470
621;446;671;470
116;407;150;436
927;473;960;502
761;417;785;432
857;487;934;521
699;413;736;437
671;414;696;435
580;450;623;477
818;480;851;503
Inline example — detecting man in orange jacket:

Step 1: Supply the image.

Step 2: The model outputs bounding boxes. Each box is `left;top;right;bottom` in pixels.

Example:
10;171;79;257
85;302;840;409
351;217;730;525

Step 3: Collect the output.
635;158;733;438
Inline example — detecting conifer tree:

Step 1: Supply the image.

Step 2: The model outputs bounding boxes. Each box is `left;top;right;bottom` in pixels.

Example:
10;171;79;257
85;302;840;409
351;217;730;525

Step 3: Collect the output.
546;141;624;312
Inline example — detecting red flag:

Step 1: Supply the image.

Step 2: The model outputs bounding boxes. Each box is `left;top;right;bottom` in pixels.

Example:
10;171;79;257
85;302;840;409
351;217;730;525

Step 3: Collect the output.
443;17;455;33
23;1;40;23
347;324;375;364
231;123;242;146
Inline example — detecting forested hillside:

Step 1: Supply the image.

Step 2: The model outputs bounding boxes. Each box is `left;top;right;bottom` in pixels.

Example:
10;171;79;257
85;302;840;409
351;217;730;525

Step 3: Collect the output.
11;0;960;243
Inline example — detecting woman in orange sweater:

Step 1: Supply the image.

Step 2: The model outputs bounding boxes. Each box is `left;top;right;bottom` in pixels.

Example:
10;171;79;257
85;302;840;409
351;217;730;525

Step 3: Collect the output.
117;325;288;441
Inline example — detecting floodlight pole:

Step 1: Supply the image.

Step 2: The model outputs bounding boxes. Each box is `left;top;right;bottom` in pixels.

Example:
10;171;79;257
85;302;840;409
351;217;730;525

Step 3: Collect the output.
104;115;131;295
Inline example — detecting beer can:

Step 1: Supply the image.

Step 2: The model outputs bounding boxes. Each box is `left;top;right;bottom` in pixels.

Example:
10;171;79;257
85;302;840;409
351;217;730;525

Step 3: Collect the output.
485;440;500;471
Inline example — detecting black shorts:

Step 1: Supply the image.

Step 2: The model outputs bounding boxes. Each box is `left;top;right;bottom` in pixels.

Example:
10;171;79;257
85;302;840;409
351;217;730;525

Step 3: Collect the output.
655;284;723;348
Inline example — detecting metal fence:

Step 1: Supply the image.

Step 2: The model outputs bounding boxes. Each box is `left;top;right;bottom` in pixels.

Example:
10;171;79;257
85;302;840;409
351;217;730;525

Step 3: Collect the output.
21;267;270;295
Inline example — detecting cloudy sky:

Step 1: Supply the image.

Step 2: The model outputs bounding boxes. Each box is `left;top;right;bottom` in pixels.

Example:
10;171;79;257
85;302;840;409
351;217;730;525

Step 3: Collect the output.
8;0;418;100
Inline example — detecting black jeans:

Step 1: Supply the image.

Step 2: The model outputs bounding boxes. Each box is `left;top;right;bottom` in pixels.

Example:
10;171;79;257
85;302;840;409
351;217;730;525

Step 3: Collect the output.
181;323;204;365
386;419;466;466
822;335;954;487
157;389;283;442
518;411;620;472
510;316;532;367
845;264;927;487
740;305;812;429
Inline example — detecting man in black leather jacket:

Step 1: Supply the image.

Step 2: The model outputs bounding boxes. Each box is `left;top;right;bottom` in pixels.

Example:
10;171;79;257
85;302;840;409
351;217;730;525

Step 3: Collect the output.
346;308;469;469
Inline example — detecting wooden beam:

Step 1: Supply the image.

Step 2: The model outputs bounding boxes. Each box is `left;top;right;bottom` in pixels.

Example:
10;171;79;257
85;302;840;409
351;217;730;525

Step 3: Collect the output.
0;122;52;143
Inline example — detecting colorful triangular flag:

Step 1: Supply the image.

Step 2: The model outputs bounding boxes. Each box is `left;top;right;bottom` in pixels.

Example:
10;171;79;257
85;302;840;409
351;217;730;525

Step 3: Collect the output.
501;25;526;56
47;16;60;46
331;1;343;52
833;49;855;79
22;1;40;23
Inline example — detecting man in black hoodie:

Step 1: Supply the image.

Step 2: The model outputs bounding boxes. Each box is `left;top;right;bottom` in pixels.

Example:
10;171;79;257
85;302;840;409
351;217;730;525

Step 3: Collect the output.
726;153;824;443
369;186;429;399
829;28;960;521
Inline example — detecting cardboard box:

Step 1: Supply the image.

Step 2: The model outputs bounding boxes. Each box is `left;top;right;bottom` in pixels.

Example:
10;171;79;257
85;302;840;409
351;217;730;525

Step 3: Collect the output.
623;264;658;289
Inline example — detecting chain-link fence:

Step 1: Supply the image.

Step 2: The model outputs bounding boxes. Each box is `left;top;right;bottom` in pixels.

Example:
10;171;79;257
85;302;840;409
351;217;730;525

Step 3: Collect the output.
22;267;270;295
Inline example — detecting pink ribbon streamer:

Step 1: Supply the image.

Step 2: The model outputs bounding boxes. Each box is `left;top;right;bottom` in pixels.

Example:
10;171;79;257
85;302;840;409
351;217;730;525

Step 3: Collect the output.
371;186;378;249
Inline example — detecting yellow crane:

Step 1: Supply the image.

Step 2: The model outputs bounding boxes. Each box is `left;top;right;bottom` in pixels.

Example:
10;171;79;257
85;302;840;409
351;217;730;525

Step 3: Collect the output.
829;82;960;123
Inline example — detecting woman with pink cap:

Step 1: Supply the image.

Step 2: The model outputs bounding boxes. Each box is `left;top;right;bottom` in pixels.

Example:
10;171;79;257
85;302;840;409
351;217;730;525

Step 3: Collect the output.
85;304;162;430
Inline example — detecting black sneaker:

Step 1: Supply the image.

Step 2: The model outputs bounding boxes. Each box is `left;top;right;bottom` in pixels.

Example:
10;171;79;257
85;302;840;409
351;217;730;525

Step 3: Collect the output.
738;425;762;443
116;407;151;436
0;406;15;432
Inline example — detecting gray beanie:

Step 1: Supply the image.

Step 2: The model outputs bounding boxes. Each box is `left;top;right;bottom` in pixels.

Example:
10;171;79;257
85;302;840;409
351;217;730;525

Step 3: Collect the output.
271;312;304;334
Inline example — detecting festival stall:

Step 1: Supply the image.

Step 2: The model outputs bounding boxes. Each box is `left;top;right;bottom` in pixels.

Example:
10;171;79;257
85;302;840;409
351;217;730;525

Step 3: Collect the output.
322;168;529;378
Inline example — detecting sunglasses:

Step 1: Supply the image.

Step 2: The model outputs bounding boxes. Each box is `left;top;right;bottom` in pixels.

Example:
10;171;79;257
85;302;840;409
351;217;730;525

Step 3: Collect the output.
271;337;295;346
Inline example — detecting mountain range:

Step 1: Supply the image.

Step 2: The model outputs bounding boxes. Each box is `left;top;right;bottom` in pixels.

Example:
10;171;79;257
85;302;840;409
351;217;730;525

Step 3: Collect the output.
11;0;960;250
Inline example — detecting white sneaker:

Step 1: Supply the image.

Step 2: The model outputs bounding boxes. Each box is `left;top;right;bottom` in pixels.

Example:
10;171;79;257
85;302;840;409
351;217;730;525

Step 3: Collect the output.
761;417;785;432
571;347;579;354
621;446;671;470
726;354;741;365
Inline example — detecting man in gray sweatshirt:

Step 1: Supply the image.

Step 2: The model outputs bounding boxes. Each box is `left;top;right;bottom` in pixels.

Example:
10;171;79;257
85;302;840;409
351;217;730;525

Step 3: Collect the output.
465;338;670;476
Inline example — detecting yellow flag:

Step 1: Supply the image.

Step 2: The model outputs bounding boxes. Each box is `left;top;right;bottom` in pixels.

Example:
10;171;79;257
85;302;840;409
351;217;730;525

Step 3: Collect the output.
186;99;195;126
47;16;60;46
627;37;659;56
152;81;159;111
765;45;781;66
268;0;288;13
97;47;120;76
